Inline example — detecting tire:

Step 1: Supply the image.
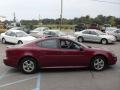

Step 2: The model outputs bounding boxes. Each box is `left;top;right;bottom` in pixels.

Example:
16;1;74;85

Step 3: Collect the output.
78;36;84;42
115;36;118;41
19;57;37;74
2;38;6;44
18;41;23;44
101;39;108;45
90;56;107;71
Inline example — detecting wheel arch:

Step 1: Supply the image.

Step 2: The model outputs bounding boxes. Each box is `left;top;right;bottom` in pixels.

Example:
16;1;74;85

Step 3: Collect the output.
90;54;108;65
100;38;108;43
77;36;84;41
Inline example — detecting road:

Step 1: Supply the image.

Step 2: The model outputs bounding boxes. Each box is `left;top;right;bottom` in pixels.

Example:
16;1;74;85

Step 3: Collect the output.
0;41;120;90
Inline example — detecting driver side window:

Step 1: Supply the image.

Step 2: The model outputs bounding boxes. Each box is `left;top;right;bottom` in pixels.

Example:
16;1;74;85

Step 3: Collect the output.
90;31;98;35
60;39;80;49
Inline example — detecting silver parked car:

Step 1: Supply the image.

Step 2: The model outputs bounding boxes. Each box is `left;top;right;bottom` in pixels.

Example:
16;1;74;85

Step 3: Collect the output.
106;29;120;41
37;30;76;41
30;27;49;37
74;29;116;44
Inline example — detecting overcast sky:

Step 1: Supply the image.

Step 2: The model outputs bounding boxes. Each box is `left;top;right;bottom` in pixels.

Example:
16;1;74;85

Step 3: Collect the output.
0;0;120;20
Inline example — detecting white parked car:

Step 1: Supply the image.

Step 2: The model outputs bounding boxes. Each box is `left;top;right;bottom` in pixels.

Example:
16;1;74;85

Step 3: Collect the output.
37;30;76;41
105;27;118;33
0;30;36;44
106;29;120;41
74;29;116;44
30;27;49;37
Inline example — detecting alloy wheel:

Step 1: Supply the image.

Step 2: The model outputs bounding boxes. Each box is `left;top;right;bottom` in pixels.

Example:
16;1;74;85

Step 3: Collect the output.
91;56;106;71
20;57;37;74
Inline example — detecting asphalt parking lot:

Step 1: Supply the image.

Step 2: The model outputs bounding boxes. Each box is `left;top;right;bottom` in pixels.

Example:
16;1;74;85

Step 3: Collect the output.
0;41;120;90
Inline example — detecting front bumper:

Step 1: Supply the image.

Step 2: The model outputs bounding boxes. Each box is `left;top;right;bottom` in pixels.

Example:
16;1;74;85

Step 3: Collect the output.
109;56;117;65
107;39;116;43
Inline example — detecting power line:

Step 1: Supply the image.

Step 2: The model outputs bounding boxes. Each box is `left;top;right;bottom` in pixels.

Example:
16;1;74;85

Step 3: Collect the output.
91;0;120;5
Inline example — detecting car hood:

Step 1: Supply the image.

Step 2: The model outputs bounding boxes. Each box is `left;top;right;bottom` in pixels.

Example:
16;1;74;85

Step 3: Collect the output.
99;34;115;39
88;46;113;53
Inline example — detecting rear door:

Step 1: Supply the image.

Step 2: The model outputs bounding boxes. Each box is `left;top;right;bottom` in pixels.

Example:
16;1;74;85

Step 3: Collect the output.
88;31;100;42
82;31;91;41
36;39;62;67
4;31;17;43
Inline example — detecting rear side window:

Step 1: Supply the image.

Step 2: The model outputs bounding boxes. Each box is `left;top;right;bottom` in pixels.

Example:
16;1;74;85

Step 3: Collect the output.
43;31;51;35
82;31;90;34
90;31;98;35
5;31;12;36
39;39;58;48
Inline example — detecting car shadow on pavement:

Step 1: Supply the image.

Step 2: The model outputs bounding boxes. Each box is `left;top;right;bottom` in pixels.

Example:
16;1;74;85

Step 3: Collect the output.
39;67;91;73
6;66;117;74
83;41;116;45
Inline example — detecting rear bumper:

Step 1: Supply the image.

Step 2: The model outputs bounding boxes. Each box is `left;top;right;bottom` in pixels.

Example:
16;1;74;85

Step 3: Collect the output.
4;58;17;68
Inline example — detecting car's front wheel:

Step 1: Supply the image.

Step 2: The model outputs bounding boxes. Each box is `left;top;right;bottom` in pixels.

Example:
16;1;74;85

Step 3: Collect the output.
90;56;107;71
101;39;108;45
2;38;6;44
78;36;84;42
18;40;23;44
20;57;37;74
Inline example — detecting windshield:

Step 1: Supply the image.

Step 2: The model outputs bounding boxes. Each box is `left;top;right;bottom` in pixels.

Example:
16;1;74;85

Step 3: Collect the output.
16;31;28;37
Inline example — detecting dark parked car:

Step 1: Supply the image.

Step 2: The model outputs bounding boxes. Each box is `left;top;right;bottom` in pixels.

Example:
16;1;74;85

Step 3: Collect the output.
4;37;117;74
75;23;87;32
89;23;100;30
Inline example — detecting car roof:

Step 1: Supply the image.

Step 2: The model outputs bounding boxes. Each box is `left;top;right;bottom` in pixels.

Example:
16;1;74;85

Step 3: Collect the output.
34;27;48;30
7;30;25;33
82;29;100;32
36;37;71;42
46;29;60;32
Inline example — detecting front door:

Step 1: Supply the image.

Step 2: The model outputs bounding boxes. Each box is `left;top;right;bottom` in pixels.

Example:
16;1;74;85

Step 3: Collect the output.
58;39;88;66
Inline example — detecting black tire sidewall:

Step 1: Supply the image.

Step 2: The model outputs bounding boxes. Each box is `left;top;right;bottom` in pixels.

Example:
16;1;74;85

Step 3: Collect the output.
18;41;23;44
2;38;6;44
78;37;83;42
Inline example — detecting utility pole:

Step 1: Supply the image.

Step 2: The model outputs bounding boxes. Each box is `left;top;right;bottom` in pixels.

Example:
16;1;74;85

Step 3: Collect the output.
13;12;16;23
60;0;63;30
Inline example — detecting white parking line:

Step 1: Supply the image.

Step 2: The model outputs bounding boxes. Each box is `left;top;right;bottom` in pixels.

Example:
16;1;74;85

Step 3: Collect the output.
34;74;41;90
0;69;9;80
0;76;37;88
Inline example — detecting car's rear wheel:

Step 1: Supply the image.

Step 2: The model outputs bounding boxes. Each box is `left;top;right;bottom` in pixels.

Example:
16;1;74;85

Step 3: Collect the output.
90;56;107;71
18;40;23;44
2;38;6;44
20;57;37;74
78;36;84;42
101;39;108;45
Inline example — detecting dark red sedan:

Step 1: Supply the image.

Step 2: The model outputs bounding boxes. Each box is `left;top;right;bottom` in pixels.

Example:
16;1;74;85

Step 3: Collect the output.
4;37;117;74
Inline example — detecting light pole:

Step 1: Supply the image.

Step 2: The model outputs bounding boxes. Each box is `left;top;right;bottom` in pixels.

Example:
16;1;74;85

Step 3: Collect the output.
60;0;63;30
